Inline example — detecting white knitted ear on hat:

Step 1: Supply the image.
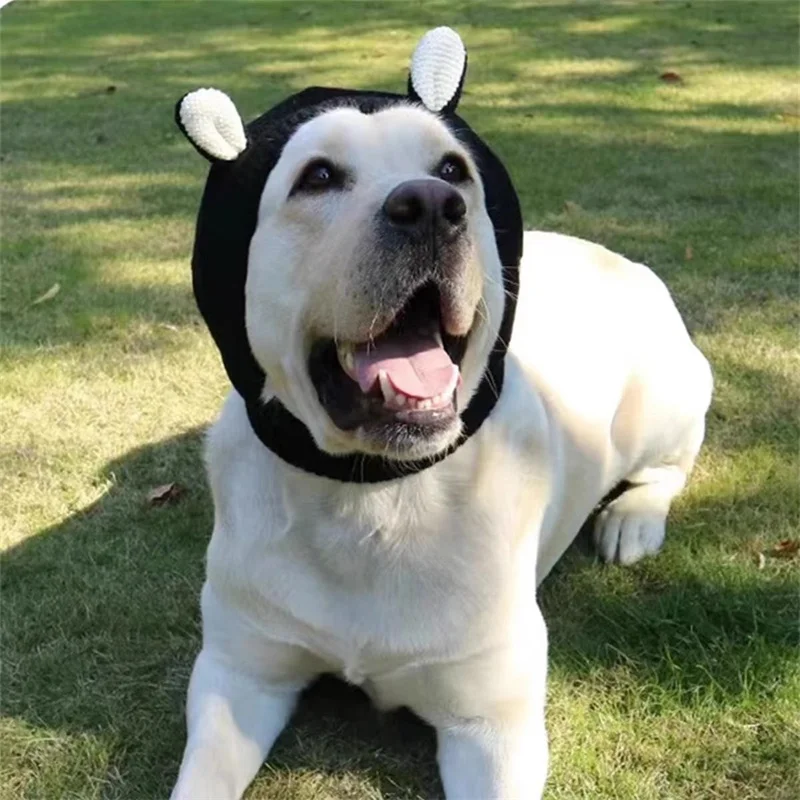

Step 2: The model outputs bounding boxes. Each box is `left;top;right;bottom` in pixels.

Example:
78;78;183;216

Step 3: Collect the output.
409;27;467;113
177;88;247;161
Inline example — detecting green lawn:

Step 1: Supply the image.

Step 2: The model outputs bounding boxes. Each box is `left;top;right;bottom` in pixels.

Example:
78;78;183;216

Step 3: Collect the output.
1;1;797;798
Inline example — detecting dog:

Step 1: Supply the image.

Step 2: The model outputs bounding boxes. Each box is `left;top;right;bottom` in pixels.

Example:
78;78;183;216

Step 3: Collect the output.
170;31;712;800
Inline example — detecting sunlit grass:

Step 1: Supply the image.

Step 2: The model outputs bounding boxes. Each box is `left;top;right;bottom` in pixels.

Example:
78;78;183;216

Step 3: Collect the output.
1;1;798;798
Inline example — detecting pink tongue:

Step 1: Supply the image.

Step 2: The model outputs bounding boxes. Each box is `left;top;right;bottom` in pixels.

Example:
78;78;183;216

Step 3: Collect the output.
353;334;457;399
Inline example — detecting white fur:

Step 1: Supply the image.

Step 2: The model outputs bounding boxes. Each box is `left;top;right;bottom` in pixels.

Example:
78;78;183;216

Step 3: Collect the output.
171;107;712;800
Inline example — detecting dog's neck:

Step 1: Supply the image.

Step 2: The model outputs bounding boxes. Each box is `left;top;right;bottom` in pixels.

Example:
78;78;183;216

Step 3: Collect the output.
244;346;508;483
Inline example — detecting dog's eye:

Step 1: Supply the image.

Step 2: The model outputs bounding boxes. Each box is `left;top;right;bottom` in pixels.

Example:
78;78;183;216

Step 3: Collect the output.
291;159;343;195
436;154;470;184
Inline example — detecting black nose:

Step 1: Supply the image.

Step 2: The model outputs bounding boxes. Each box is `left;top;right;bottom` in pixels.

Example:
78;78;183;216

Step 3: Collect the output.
382;179;466;234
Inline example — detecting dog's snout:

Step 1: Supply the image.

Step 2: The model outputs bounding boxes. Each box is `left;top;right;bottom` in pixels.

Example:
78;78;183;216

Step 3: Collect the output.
382;179;466;234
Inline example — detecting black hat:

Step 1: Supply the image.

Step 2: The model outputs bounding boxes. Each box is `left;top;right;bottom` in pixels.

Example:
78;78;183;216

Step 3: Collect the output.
176;27;522;482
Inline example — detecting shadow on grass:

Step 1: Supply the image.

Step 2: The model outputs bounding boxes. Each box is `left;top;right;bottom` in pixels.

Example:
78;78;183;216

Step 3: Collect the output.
3;0;797;92
2;0;797;351
2;419;797;798
541;547;797;707
3;122;795;351
0;429;441;799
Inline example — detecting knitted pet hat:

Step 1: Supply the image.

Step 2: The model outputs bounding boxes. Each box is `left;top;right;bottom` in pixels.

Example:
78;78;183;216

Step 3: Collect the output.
176;27;522;482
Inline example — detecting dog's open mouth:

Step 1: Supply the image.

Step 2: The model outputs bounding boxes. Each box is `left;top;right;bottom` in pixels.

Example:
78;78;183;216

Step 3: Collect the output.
308;283;469;436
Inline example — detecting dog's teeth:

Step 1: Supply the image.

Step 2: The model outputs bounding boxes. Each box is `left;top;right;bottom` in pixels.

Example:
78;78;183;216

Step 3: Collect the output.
419;399;432;411
395;392;406;407
337;343;355;376
433;330;444;347
432;394;441;406
378;370;396;405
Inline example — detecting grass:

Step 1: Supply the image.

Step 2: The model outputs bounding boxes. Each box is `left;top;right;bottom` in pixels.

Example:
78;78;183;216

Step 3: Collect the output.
1;1;797;798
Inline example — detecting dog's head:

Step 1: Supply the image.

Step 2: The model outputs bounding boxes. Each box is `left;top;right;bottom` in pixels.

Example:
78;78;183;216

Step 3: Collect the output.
246;102;504;460
177;29;521;471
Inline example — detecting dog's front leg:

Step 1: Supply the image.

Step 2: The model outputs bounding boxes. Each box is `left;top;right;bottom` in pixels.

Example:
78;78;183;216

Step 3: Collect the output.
377;602;550;800
431;602;549;800
170;649;302;800
437;708;548;800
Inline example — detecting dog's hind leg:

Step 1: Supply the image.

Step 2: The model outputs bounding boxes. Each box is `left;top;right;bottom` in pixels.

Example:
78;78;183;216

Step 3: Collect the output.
593;337;712;566
170;648;303;800
594;413;707;566
593;465;687;565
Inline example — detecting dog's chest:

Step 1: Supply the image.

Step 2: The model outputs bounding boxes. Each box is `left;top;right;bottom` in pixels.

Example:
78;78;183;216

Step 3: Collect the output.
212;461;525;676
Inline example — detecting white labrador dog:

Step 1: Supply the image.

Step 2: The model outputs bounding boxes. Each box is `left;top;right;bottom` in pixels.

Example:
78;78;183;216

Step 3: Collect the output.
171;36;712;800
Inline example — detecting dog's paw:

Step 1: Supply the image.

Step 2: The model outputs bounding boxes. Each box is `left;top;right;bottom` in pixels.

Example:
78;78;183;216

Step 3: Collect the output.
593;483;670;565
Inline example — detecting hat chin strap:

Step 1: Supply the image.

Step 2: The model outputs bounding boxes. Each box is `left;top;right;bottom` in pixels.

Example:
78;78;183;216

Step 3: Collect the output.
244;345;508;483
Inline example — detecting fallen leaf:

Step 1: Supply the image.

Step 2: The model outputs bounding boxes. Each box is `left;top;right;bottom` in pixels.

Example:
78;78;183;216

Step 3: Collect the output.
757;552;766;570
770;539;800;558
31;283;60;306
685;244;693;260
659;71;683;84
563;200;582;214
146;482;186;506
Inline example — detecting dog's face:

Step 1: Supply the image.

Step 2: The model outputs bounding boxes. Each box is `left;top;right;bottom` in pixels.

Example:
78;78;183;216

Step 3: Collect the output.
245;104;504;460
